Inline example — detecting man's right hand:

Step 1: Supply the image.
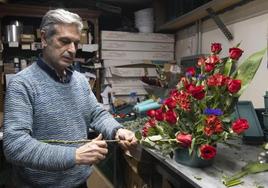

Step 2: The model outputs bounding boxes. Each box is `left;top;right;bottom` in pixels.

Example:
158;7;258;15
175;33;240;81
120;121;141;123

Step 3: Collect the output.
75;134;108;165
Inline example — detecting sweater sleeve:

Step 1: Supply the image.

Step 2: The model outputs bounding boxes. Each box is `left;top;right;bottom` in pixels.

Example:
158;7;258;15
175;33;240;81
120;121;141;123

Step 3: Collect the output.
3;77;76;171
84;79;123;140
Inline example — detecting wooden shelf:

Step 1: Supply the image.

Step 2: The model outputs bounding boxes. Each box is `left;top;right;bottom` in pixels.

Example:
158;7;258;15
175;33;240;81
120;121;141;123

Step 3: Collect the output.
156;0;243;32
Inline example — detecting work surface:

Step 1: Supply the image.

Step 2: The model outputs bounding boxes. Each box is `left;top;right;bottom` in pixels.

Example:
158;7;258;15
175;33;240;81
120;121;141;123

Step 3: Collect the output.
140;139;268;188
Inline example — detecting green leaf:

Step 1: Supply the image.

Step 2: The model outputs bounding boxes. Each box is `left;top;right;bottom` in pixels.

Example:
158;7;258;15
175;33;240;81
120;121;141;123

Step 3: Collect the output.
194;176;202;180
196;124;204;133
223;58;235;76
233;48;266;96
135;131;142;140
148;135;163;142
222;162;268;187
147;127;159;136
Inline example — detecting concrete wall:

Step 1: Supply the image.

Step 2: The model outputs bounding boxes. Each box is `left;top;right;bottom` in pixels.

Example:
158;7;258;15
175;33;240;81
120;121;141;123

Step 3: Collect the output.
175;0;268;108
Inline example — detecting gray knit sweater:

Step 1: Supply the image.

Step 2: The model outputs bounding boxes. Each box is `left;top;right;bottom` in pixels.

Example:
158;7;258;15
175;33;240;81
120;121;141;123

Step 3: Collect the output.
3;62;122;187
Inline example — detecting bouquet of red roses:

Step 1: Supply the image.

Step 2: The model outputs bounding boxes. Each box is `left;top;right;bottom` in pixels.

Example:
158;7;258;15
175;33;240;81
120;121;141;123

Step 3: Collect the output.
136;43;265;159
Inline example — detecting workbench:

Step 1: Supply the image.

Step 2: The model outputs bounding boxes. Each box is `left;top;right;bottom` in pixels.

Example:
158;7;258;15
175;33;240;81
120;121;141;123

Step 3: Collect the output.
118;139;268;188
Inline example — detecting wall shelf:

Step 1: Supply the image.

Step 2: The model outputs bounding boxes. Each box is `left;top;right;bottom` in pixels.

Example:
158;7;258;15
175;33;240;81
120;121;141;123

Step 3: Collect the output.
156;0;244;32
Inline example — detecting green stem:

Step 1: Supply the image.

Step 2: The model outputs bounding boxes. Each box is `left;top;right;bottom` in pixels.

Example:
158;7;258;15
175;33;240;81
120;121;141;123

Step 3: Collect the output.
223;171;247;187
225;179;243;187
40;139;120;144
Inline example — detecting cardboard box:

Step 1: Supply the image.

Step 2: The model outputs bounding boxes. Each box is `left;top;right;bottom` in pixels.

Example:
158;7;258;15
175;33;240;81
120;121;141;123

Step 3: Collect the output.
82;20;89;30
102;51;174;61
87;166;113;188
4;63;15;74
102;41;174;52
101;31;175;43
36;29;41;39
20;34;35;42
80;30;88;44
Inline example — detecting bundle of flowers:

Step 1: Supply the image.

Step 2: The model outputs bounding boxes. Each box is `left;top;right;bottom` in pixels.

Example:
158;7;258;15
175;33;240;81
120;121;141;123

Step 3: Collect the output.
136;43;265;160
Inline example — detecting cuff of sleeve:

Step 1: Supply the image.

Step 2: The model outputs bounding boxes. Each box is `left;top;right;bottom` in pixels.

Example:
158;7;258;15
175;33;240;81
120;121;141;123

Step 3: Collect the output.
63;146;77;169
111;126;124;140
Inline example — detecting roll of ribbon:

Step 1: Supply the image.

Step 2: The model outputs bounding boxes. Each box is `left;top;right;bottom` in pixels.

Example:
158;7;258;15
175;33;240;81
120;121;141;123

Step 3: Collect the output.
134;102;161;113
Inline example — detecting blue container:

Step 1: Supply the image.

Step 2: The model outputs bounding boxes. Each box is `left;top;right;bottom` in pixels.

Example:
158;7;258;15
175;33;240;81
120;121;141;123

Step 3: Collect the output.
174;148;214;168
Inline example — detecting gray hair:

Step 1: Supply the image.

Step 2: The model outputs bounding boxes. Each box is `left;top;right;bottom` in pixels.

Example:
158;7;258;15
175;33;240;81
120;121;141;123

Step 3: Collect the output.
40;9;83;39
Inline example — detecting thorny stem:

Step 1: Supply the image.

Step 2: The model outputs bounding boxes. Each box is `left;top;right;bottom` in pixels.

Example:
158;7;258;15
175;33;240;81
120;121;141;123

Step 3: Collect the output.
40;139;120;144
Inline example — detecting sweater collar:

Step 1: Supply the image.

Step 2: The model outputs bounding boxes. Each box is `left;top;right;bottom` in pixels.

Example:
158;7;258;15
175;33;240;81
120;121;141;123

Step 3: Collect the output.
37;57;74;83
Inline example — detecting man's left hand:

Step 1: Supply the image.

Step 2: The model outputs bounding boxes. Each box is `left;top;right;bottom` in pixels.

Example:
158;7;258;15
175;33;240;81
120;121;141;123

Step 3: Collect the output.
115;128;138;150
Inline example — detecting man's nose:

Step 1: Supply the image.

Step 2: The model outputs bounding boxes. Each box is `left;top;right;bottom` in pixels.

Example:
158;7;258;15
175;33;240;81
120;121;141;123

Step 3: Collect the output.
68;42;77;54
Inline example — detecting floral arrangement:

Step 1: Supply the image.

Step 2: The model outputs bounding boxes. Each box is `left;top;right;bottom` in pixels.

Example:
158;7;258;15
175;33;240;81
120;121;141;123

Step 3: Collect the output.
136;43;265;160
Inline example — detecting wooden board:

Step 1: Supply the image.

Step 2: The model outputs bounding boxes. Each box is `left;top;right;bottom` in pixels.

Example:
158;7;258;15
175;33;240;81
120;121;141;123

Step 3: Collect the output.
102;41;174;52
104;67;157;77
101;51;174;61
101;31;175;43
103;60;155;67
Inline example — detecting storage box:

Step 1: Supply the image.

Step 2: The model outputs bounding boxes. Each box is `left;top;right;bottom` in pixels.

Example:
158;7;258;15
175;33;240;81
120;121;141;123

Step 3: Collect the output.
80;30;88;44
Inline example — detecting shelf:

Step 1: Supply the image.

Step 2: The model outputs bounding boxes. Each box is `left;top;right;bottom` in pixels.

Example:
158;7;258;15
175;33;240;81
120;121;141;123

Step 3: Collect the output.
156;0;244;32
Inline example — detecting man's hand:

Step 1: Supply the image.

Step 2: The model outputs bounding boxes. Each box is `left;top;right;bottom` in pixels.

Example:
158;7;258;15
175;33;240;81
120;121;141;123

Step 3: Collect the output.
75;134;108;165
115;128;138;150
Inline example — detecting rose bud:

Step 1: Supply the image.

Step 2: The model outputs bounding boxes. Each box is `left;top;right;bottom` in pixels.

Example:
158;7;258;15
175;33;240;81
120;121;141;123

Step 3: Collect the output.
211;43;222;54
229;47;243;60
227;79;241;94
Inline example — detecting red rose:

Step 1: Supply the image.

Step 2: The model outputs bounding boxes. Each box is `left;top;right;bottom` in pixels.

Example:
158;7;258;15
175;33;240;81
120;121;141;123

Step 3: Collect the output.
176;133;192;147
164;97;177;109
146;110;155;118
227;79;241;94
207;73;227;87
155;109;164;121
146;109;156;118
229;47;243;60
206;55;220;64
165;110;177;124
186;67;196;76
232;118;249;134
187;84;205;100
205;63;215;72
199;144;217;160
211;43;222;54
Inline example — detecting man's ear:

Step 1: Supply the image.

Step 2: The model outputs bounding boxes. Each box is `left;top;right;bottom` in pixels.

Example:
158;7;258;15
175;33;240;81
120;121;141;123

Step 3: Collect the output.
40;30;47;48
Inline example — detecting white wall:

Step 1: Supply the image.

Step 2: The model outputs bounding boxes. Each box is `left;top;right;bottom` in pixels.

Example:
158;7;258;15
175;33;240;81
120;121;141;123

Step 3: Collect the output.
175;0;268;108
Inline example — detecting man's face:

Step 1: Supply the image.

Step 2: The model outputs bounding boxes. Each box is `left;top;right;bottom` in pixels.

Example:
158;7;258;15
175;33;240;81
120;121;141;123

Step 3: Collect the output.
42;24;80;70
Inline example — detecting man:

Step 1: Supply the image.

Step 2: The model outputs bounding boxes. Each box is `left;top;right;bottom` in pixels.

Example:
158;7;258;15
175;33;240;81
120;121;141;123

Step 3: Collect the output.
3;9;137;187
